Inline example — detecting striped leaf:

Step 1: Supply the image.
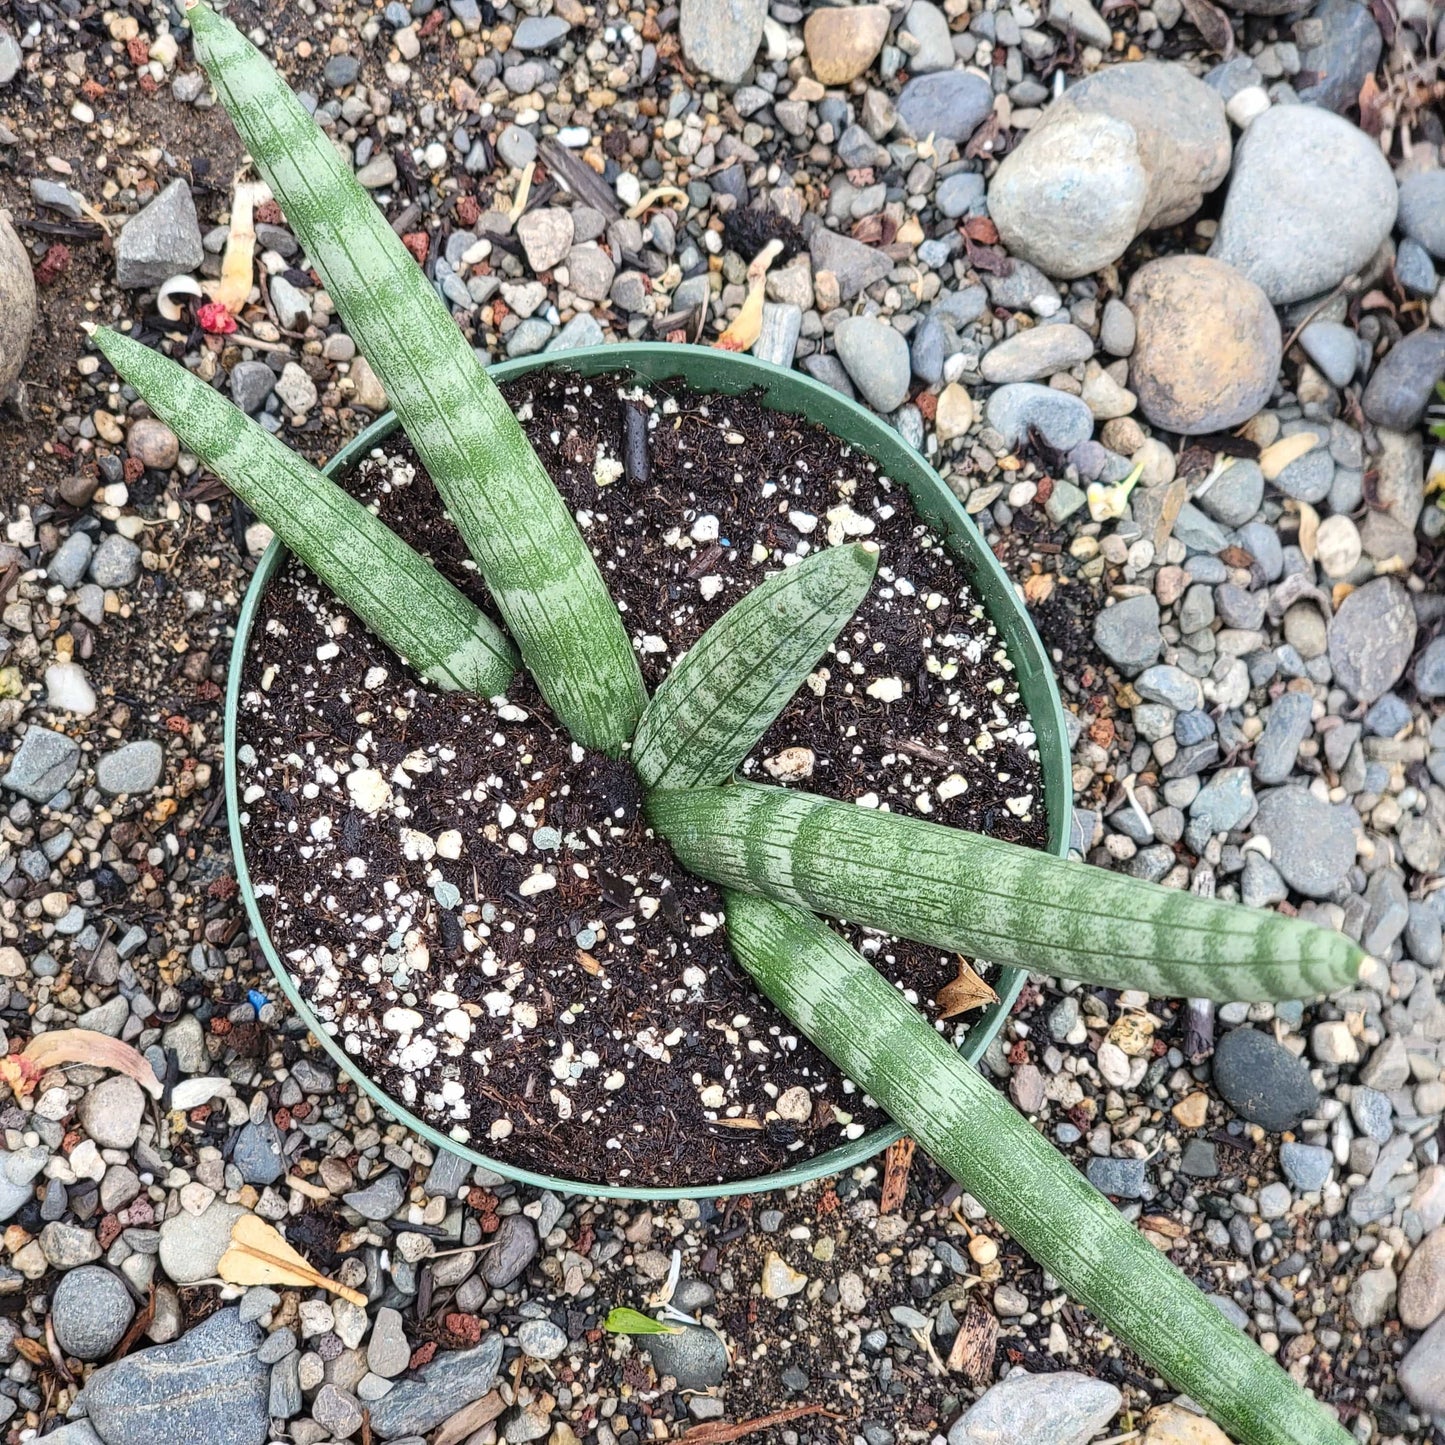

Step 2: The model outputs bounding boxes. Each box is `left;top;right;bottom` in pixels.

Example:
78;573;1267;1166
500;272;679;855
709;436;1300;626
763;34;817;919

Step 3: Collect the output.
93;327;515;695
632;543;878;788
186;0;645;753
724;892;1353;1445
648;784;1364;1002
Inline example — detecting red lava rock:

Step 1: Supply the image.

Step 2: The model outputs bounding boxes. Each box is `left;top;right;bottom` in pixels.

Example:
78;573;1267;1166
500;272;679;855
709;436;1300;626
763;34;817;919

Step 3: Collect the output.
455;195;480;227
409;1341;437;1370
402;232;429;264
127;36;149;65
444;1314;484;1345
35;243;71;286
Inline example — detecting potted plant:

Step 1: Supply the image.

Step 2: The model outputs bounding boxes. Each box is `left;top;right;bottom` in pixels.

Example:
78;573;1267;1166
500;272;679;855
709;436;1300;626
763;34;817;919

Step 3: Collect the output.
92;6;1363;1441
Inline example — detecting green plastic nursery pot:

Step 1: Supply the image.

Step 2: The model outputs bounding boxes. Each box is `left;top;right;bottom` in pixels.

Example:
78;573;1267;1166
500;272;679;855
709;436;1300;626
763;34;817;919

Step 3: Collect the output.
225;342;1073;1200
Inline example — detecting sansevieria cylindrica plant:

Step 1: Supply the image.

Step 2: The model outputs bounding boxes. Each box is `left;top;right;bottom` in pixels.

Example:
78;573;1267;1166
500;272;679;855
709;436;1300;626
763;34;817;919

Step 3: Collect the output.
92;7;1361;1442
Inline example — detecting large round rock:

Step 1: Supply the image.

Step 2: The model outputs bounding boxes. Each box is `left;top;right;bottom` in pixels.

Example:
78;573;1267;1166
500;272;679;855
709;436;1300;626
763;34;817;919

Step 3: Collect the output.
1213;1027;1320;1134
989;62;1229;279
1211;105;1397;305
0;209;36;393
1252;787;1357;899
52;1266;136;1361
1125;255;1280;435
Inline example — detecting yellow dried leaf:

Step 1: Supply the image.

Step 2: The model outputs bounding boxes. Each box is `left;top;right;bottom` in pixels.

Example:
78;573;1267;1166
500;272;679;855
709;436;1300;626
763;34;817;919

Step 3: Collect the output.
625;185;689;221
936;958;998;1019
1297;501;1319;563
218;1214;367;1306
1022;572;1054;605
716;239;783;354
12;1028;163;1100
206;181;259;316
1258;432;1316;481
710;1116;763;1130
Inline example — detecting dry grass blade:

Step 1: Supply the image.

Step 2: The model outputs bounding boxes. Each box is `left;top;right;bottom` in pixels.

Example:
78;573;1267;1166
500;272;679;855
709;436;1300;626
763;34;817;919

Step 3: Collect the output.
947;1299;998;1385
0;1028;163;1100
683;1404;843;1443
936;958;998;1019
218;1214;367;1305
434;1390;505;1445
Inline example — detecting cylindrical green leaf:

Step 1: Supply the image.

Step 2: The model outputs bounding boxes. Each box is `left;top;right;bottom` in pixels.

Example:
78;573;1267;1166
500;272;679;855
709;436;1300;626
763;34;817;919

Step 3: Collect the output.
632;543;878;788
186;0;645;753
93;327;515;694
648;784;1365;1002
724;892;1353;1445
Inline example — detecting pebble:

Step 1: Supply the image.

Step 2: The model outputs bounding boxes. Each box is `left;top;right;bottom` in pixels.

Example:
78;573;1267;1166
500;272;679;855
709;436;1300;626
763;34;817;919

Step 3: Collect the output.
949;1371;1121;1445
805;4;888;84
1212;1026;1319;1132
1297;0;1383;114
895;71;994;143
481;1213;538;1288
513;15;571;49
368;1334;503;1438
274;361;318;414
834;316;910;414
344;1169;406;1220
643;1324;729;1388
1086;1157;1148;1198
1298;320;1358;388
96;740;164;796
1328;576;1416;703
47;532;94;588
269;275;311;332
79;1075;146;1149
157;1201;247;1284
986;383;1095;450
980;324;1094;383
1252;787;1356;898
82;1309;268;1445
45;662;97;716
679;0;766;83
1211;104;1398;304
990;62;1229;278
1399;1315;1445;1414
1398;1225;1445;1329
1279;1142;1333;1193
115;179;204;288
761;1251;808;1299
1093;594;1162;677
228;360;276;414
1125;255;1280;435
1253;691;1313;785
1361;328;1445;431
1397;169;1445;259
90;533;142;588
232;1115;285;1185
52;1266;136;1361
516;209;574;274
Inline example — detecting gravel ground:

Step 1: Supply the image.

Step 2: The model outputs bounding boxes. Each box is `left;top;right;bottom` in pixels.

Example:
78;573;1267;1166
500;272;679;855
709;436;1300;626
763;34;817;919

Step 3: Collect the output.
1;0;1444;1443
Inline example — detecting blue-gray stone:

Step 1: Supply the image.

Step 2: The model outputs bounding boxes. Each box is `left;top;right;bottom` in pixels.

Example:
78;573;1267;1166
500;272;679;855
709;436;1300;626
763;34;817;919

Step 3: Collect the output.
1175;710;1215;746
343;1170;407;1221
643;1324;728;1389
513;15;571;48
1135;665;1201;712
1092;594;1161;677
1329;576;1416;704
1236;521;1283;581
1362;328;1445;431
1271;446;1334;504
1397;238;1438;298
1252;786;1355;898
1179;1140;1218;1178
1299;320;1357;387
1188;766;1255;838
896;71;994;143
1297;0;1382;114
96;740;164;796
1279;1141;1333;1193
367;1334;503;1438
115;179;203;289
49;533;94;589
547;314;605;352
232;1116;285;1186
1350;1086;1393;1143
1172;503;1231;555
52;1266;135;1361
324;54;361;88
1398;170;1445;260
229;360;276;414
80;1309;267;1445
1241;853;1288;908
2;727;81;803
936;171;986;219
1197;458;1263;528
1254;690;1313;785
987;383;1094;452
1085;1157;1148;1198
1364;692;1411;736
1213;1027;1319;1133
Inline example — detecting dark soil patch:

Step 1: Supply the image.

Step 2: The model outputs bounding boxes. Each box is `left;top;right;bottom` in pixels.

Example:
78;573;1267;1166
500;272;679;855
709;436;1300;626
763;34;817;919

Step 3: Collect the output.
237;371;1046;1187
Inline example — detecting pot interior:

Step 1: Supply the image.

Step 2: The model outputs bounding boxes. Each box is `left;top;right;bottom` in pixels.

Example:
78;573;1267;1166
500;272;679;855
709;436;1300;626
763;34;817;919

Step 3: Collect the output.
226;344;1072;1200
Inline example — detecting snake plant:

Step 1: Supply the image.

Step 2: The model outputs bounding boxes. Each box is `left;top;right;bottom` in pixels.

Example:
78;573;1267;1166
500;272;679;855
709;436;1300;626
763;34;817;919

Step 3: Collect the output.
95;8;1360;1442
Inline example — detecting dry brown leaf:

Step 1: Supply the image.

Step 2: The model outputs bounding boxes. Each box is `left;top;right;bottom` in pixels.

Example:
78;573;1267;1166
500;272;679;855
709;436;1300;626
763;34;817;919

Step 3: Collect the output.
1178;0;1234;57
218;1214;367;1306
1022;572;1054;605
2;1028;163;1101
711;1116;764;1130
936;958;998;1019
880;1137;915;1214
715;238;783;354
576;949;603;976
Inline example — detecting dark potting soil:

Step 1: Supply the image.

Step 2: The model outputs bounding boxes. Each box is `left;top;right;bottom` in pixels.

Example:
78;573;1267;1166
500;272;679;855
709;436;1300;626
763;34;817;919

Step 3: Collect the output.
236;372;1047;1187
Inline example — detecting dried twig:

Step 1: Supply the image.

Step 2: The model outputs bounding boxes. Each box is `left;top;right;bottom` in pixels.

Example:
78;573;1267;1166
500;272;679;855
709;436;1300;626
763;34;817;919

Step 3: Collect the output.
683;1404;843;1444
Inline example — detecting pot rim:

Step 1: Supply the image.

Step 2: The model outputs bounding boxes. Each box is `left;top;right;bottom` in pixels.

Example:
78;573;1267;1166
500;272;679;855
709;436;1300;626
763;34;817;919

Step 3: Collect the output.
225;341;1072;1201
